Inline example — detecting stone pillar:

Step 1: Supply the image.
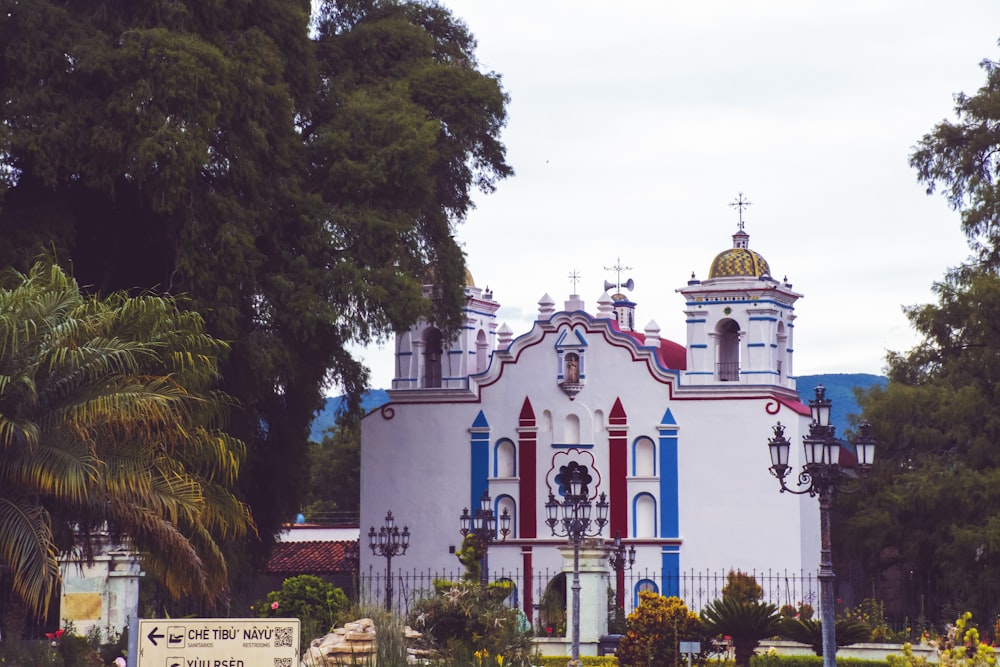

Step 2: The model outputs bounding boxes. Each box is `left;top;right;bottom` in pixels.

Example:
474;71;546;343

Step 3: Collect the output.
558;539;609;657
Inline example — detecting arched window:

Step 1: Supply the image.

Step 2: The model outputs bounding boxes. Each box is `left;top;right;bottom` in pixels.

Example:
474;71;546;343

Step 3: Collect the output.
634;579;659;608
475;329;489;374
564;414;581;444
497;495;516;538
716;318;740;381
633;437;655;477
633;493;657;538
496;577;519;609
495;439;516;478
423;327;443;388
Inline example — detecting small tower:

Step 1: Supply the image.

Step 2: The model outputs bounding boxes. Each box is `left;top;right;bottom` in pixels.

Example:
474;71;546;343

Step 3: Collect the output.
677;199;801;388
392;270;500;390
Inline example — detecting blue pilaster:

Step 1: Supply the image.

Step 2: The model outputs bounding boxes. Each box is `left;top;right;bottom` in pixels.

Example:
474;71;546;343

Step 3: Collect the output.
470;411;491;506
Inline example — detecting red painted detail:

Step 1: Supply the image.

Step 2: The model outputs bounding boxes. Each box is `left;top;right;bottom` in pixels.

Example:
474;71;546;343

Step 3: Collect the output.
622;330;687;370
519;398;537;538
519;397;535;427
522;548;534;624
609;397;628;425
609;427;628;537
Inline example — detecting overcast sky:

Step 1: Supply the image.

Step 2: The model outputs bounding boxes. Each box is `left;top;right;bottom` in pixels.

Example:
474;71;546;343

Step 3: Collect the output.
354;1;1000;389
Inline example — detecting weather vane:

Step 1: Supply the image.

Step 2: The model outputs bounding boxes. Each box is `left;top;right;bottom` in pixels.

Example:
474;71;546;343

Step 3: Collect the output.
568;270;581;293
603;257;633;292
729;192;752;231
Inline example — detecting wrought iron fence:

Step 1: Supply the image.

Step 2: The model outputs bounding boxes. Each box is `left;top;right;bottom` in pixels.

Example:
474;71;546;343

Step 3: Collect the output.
356;566;819;622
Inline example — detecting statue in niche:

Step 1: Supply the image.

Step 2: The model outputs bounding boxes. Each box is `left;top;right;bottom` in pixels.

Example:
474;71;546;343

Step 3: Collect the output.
565;353;580;383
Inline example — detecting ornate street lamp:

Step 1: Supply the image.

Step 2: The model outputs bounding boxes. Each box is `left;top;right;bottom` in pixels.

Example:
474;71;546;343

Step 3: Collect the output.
459;490;511;586
545;464;610;665
368;510;410;611
768;385;876;667
608;531;636;621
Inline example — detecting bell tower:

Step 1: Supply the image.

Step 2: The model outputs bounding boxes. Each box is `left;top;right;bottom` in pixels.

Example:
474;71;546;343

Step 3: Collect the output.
392;272;500;390
676;196;801;389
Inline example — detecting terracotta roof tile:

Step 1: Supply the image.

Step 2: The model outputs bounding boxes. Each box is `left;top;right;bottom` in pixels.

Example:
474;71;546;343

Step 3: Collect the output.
266;540;357;575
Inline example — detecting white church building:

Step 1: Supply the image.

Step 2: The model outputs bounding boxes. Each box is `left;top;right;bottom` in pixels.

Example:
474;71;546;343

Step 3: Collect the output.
360;224;820;644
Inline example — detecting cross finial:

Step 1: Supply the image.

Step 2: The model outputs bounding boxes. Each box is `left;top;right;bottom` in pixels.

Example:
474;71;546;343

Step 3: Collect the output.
603;257;632;292
568;270;581;293
729;192;752;231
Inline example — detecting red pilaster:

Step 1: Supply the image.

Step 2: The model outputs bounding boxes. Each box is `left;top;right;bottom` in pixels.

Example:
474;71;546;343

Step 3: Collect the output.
522;546;534;625
518;398;537;538
608;397;629;536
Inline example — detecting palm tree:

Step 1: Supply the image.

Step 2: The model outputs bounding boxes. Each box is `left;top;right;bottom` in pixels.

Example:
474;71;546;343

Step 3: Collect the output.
0;261;252;634
778;617;872;656
701;597;782;667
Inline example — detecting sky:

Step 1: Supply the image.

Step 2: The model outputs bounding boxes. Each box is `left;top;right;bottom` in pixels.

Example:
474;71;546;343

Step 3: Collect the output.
354;1;1000;390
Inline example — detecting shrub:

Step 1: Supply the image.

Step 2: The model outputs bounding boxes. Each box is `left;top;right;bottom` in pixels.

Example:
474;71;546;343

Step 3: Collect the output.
616;591;701;667
409;580;534;667
701;597;781;667
778;617;872;655
723;570;764;603
253;574;349;643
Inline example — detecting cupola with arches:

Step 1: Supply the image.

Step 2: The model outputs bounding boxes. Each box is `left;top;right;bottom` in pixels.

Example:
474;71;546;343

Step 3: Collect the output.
676;200;802;389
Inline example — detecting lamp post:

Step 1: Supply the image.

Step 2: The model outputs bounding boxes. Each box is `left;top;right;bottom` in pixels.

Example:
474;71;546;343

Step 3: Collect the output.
767;385;876;667
368;510;410;611
608;531;636;622
459;490;511;587
545;465;610;665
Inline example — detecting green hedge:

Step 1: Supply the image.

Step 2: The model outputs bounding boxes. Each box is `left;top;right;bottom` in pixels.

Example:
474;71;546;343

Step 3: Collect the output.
535;657;618;667
751;655;889;667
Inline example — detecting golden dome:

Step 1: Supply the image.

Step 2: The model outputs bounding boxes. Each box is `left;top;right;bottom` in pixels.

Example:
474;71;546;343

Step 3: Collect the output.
708;247;771;279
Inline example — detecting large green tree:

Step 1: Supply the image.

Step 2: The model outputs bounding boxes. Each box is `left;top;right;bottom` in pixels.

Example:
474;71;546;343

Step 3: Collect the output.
836;42;1000;627
0;0;512;571
0;261;251;637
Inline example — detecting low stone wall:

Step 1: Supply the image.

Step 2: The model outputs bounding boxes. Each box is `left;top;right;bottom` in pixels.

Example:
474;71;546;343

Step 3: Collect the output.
759;639;939;663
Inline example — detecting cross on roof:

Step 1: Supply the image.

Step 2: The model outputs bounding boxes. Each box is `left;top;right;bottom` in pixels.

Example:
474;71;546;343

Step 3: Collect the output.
729;192;752;230
568;269;581;293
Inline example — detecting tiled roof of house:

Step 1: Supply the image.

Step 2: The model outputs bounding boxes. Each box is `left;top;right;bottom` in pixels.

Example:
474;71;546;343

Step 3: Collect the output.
266;540;357;575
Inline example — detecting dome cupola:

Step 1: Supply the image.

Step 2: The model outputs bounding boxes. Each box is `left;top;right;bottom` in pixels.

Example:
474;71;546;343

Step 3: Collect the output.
708;228;771;279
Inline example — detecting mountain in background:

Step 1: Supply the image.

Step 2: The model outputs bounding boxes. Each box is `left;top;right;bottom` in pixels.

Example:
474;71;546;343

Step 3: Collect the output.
308;374;887;442
309;389;390;442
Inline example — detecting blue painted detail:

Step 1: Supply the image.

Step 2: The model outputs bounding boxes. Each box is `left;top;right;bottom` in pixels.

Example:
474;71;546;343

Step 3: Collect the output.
465;307;498;318
771;343;778;348
690;344;708;349
685;298;794;310
661;548;680;597
398;352;413;357
632;493;658;537
555;329;589;348
631;437;657;477
659;422;679;539
552;443;595;449
495;495;517;536
633;579;659;607
747;343;766;348
494;439;516;477
686;318;707;324
741;370;779;376
470;412;491;507
684;371;714;375
749;316;778;322
660;408;677;426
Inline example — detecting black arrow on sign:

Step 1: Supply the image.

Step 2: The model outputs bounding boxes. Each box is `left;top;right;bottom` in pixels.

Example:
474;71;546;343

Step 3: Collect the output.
147;627;165;646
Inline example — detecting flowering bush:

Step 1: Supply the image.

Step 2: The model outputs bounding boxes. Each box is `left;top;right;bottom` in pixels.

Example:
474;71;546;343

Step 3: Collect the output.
252;574;349;642
888;612;996;667
409;580;533;667
616;591;703;667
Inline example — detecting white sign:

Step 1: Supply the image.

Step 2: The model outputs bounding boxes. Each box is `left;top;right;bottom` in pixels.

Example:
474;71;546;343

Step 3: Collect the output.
138;618;300;667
